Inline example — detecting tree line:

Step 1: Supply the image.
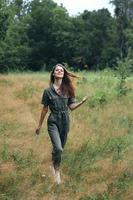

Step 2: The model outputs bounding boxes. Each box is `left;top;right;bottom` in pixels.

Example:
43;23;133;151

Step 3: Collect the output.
0;0;133;73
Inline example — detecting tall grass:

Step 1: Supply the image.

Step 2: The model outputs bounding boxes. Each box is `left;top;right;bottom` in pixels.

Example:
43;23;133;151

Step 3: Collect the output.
0;71;133;200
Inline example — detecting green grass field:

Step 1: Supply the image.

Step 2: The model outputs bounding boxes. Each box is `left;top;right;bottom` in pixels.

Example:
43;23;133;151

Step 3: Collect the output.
0;71;133;200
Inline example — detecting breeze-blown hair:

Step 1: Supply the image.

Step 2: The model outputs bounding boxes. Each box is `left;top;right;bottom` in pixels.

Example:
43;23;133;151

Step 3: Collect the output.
50;64;78;97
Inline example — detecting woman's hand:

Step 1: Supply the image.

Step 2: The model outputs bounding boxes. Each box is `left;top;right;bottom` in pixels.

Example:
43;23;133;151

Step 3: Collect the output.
69;95;90;111
82;95;90;103
35;106;48;136
35;127;41;135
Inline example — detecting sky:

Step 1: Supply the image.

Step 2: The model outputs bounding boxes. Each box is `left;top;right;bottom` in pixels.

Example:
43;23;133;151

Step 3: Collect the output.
53;0;114;16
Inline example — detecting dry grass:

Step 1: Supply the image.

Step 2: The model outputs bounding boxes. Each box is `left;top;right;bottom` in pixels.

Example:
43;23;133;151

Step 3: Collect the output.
0;72;133;200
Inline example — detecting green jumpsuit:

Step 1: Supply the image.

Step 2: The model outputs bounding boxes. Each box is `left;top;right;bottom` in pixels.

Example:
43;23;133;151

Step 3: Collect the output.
41;85;75;168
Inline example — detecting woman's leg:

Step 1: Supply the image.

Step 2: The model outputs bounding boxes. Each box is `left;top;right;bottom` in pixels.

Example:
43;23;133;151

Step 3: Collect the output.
48;123;63;169
60;130;68;149
60;114;69;149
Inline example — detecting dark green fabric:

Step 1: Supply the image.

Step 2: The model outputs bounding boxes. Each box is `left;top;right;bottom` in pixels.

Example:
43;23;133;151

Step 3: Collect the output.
41;85;75;167
41;85;75;111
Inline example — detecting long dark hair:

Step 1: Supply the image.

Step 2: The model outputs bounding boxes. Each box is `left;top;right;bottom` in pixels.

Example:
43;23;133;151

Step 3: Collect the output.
50;64;78;97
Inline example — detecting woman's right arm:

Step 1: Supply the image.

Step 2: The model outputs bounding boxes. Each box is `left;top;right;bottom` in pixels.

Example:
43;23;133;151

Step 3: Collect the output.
35;106;48;135
69;96;90;111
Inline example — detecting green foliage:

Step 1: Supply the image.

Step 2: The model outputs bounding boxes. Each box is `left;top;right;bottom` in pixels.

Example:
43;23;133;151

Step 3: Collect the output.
79;9;119;70
114;170;133;192
0;121;21;136
110;0;133;58
16;83;37;100
111;115;133;134
63;134;133;180
79;192;109;200
0;172;20;200
0;78;13;86
0;0;133;72
0;0;10;40
104;135;133;161
0;143;37;168
0;72;132;199
0;122;10;135
107;169;133;198
63;141;104;179
0;143;10;161
115;52;133;97
0;0;10;73
11;149;37;168
88;91;107;108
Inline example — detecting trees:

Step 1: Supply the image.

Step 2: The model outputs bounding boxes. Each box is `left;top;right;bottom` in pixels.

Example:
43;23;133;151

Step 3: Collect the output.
0;0;9;40
110;0;133;58
0;0;31;72
0;0;132;72
27;0;57;70
68;9;119;70
0;0;10;72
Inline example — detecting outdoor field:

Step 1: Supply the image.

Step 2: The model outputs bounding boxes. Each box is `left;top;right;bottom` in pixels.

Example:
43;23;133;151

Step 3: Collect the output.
0;71;133;200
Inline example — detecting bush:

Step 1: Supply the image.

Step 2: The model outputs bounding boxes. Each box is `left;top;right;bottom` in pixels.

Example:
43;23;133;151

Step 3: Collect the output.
115;51;133;97
88;91;107;108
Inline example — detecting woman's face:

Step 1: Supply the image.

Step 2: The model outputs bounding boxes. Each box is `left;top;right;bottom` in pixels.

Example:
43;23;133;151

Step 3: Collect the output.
53;65;64;79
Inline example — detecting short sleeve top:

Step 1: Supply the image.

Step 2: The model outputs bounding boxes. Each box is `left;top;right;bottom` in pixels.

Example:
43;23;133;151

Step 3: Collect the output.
41;85;75;113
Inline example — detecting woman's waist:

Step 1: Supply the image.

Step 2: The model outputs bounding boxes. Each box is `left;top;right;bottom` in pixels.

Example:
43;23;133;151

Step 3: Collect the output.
51;111;69;115
50;108;69;114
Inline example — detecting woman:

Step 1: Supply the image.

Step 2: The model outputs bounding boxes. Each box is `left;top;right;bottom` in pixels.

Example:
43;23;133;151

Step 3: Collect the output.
35;64;89;184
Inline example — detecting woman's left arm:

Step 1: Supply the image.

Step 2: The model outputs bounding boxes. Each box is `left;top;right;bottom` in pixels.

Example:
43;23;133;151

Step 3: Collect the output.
69;96;89;111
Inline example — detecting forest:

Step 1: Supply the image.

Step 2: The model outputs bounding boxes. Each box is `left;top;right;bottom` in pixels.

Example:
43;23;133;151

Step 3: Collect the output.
0;0;133;72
